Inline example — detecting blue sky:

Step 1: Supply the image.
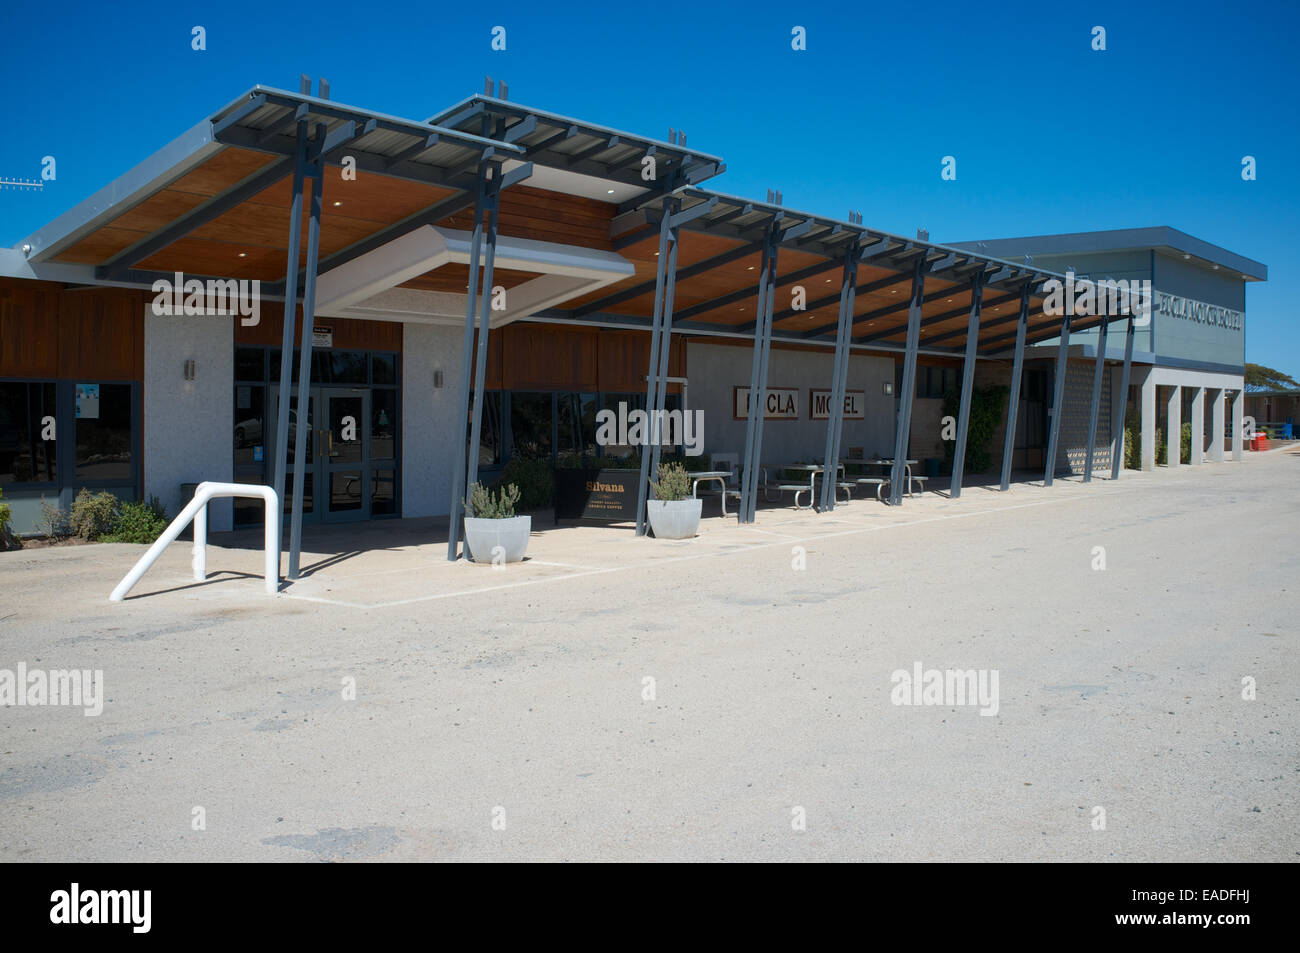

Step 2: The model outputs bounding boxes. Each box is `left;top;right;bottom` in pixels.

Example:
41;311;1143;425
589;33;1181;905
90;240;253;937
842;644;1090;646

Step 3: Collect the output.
2;0;1296;378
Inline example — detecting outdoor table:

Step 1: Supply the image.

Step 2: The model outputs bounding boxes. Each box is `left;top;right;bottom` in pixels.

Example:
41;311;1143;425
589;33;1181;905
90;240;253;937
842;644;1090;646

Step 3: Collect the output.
691;470;736;517
856;458;920;496
760;463;826;509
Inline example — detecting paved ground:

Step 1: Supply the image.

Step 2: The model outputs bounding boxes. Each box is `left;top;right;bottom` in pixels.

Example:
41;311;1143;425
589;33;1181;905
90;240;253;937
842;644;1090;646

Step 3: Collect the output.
2;449;1296;862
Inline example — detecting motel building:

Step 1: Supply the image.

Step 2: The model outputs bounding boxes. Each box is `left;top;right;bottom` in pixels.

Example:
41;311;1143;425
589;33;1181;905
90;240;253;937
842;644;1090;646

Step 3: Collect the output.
0;83;1267;573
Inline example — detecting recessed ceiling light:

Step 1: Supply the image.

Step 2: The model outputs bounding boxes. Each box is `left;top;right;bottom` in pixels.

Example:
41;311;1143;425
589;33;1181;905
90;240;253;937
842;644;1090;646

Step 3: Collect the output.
654;252;659;256
747;266;754;270
891;290;898;294
333;201;342;207
947;298;952;302
607;189;615;194
238;252;247;258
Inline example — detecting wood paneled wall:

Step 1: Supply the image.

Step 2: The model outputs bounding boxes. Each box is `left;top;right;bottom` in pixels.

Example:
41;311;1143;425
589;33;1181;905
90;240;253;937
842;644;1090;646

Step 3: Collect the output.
232;302;402;352
0;278;144;380
475;323;684;393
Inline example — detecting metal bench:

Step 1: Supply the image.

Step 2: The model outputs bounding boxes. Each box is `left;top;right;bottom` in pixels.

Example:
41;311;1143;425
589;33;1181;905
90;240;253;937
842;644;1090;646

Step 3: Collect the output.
907;475;928;496
855;477;888;501
764;481;815;508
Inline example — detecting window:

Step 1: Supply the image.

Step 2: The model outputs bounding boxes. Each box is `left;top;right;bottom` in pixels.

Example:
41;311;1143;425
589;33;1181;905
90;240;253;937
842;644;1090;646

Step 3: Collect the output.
508;392;552;460
474;392;503;466
599;393;645;460
0;381;57;485
557;392;598;465
918;366;959;399
371;353;397;386
371;389;397;461
75;382;133;481
234;385;266;466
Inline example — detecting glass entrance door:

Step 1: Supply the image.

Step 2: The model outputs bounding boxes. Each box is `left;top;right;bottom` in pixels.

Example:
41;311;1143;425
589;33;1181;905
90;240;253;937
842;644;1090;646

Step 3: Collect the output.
269;386;370;524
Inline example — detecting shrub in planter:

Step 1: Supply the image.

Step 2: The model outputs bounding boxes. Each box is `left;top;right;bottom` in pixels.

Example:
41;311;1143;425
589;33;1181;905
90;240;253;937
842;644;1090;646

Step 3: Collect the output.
646;462;701;540
463;481;530;563
39;497;70;540
102;496;169;544
69;489;120;541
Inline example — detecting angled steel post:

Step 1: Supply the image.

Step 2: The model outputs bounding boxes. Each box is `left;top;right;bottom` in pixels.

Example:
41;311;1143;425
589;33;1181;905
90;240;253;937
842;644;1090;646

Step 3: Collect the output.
819;248;856;511
743;235;769;525
635;202;677;536
272;121;309;550
1043;314;1073;487
888;259;925;505
446;163;490;560
1083;316;1110;482
745;227;782;523
999;283;1031;491
826;258;856;509
647;228;681;488
287;123;328;579
949;273;985;498
466;169;502;505
1110;316;1136;479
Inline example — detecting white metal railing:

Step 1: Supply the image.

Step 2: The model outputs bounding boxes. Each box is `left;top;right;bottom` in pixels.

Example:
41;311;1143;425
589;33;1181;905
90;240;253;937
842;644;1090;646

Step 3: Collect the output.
110;482;280;602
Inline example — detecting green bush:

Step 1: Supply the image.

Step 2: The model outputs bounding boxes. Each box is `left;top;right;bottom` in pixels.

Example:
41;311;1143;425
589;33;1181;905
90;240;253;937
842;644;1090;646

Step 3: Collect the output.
0;488;17;551
39;497;70;539
0;488;10;534
1155;428;1167;466
1180;421;1193;464
465;481;521;519
941;385;1010;474
1123;410;1141;469
498;455;554;511
649;461;691;501
69;489;120;540
102;496;169;543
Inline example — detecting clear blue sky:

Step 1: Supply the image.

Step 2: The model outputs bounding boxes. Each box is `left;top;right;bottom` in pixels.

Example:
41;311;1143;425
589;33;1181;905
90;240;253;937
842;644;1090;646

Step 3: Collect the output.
2;0;1296;378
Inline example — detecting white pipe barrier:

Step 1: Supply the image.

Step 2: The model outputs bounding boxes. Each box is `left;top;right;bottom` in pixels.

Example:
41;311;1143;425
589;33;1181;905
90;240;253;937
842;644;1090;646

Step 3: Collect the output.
110;482;280;602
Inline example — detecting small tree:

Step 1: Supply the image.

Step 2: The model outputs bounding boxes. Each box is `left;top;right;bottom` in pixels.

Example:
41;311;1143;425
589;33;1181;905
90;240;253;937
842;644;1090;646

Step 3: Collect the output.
649;462;691;501
466;482;521;519
1244;363;1299;392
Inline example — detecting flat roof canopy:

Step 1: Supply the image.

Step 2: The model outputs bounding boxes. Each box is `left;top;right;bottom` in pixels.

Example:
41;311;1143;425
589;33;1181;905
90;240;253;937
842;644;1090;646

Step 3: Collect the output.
10;84;1097;357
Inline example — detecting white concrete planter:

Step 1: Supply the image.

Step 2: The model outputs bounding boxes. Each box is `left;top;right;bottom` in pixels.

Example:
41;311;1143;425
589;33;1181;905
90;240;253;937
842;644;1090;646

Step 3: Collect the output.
646;498;702;539
463;514;531;563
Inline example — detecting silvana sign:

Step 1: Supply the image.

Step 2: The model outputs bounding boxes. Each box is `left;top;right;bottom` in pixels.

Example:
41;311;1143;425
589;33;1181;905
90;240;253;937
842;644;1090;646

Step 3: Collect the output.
1155;291;1243;331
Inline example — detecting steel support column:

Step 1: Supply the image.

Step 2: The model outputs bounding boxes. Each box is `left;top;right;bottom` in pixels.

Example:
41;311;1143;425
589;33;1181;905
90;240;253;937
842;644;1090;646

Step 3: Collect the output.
645;209;685;510
286;123;328;579
1109;317;1136;479
634;200;678;536
948;273;985;498
738;226;781;524
271;120;309;572
466;169;503;502
446;164;491;560
888;260;925;506
1043;315;1073;487
1083;317;1110;483
818;248;857;512
998;284;1031;491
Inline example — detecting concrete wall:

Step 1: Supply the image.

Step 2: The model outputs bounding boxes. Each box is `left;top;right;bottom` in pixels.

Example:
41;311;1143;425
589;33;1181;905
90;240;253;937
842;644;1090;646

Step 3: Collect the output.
401;323;462;518
686;341;897;463
143;312;233;530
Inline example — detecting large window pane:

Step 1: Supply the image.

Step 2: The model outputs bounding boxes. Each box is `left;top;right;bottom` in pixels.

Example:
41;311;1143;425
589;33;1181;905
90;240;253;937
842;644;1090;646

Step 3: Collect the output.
598;393;644;460
371;353;397;386
0;382;57;484
234;385;265;466
235;347;265;382
471;392;503;466
371;389;397;461
75;383;132;481
509;392;552;460
372;469;395;515
329;351;368;385
557;392;598;466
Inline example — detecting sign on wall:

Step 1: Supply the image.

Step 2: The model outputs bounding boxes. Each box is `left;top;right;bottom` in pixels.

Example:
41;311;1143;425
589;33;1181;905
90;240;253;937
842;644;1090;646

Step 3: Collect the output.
75;383;100;419
312;326;334;348
809;389;866;420
733;386;799;420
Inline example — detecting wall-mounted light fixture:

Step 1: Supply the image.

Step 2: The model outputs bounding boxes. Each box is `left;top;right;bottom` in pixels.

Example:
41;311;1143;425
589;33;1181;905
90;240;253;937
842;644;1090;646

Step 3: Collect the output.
882;381;894;396
433;370;444;389
183;359;196;382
